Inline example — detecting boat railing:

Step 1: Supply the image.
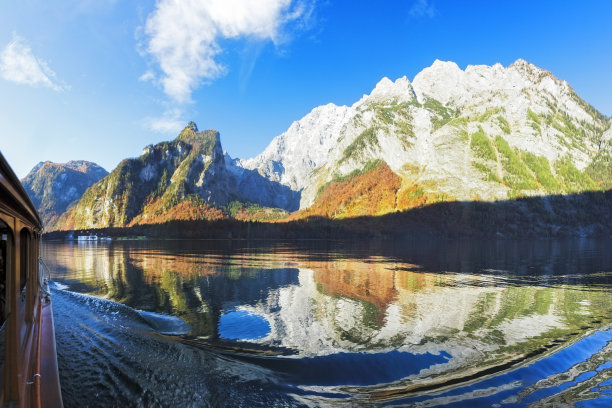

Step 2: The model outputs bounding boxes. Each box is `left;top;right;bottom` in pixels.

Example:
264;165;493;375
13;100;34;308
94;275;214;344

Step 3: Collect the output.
38;258;53;297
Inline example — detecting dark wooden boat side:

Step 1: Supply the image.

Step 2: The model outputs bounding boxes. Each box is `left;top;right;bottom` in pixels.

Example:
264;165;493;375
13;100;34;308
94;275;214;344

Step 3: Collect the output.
0;151;63;408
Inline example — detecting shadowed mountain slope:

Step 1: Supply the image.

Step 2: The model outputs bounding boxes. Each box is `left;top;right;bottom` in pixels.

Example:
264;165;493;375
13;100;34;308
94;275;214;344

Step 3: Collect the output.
48;60;612;232
21;160;108;228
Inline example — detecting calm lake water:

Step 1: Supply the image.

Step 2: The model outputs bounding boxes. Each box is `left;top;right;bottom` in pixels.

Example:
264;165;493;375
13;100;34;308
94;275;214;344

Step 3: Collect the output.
42;238;612;407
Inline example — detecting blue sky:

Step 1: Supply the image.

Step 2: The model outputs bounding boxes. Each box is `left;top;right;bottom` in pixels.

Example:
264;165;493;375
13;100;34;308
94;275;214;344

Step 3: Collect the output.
1;0;611;177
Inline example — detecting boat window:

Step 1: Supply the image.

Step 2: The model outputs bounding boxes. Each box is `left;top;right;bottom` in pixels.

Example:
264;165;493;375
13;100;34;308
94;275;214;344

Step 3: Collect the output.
0;221;10;327
0;220;11;369
20;229;29;292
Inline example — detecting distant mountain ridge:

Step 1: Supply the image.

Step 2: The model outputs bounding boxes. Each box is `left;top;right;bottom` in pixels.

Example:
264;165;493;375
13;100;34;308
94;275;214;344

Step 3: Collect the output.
49;59;612;232
241;59;611;212
54;122;290;229
21;160;108;229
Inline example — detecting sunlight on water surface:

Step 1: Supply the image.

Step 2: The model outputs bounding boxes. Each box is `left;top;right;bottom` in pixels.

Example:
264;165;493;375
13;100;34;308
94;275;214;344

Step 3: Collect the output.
42;238;612;407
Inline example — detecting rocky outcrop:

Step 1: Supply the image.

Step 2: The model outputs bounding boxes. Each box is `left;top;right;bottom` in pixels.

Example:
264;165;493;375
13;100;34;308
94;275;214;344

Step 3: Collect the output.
55;123;239;229
21;160;108;229
236;59;611;210
50;60;612;230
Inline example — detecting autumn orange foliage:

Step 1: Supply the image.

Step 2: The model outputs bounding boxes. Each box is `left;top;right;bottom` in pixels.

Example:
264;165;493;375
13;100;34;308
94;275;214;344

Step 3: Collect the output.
294;162;401;219
67;160;450;229
287;161;447;221
233;207;286;222
130;199;226;226
396;184;444;210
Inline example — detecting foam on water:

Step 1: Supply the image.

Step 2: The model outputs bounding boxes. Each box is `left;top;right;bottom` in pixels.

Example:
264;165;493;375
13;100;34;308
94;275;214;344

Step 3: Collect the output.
50;281;69;290
51;287;190;335
50;286;296;407
51;285;190;336
136;310;191;335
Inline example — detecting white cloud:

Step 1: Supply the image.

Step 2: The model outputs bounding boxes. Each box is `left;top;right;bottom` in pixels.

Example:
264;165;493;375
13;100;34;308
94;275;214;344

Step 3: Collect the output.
0;34;66;91
409;0;436;19
139;70;155;82
145;108;186;134
143;0;313;103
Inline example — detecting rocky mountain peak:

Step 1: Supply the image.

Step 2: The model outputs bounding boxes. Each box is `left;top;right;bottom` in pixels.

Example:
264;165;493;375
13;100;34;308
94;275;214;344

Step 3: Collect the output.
176;123;220;148
45;59;612;232
21;160;108;229
509;58;548;77
27;160;106;177
358;76;416;105
185;121;198;132
237;59;611;211
63;160;108;177
412;60;465;104
239;103;355;193
29;161;46;174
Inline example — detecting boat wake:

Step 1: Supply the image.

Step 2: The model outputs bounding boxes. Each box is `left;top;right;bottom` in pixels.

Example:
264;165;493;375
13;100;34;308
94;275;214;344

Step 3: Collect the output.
51;282;191;336
50;282;612;407
50;285;296;408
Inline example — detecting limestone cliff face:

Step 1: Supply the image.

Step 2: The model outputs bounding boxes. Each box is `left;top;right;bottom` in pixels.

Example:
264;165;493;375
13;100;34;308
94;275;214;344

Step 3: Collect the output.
21;160;108;229
236;59;611;210
51;60;612;230
56;123;238;229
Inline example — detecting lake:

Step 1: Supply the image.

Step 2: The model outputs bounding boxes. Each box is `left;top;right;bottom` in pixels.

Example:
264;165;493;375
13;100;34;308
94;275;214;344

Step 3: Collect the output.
41;238;612;407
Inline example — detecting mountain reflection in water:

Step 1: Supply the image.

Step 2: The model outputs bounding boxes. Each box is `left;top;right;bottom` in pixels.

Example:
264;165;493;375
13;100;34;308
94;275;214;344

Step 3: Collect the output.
42;238;612;407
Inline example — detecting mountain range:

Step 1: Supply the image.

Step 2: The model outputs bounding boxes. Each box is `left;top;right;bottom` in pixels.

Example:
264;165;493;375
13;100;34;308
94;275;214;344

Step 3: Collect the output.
25;59;612;235
21;160;108;228
242;59;611;213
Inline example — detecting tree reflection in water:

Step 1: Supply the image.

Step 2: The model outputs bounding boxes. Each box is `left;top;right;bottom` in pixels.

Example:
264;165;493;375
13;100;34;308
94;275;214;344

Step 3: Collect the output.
42;238;612;406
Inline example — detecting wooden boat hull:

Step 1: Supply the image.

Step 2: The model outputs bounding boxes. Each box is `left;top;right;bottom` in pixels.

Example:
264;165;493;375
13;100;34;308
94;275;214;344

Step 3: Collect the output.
0;151;63;407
